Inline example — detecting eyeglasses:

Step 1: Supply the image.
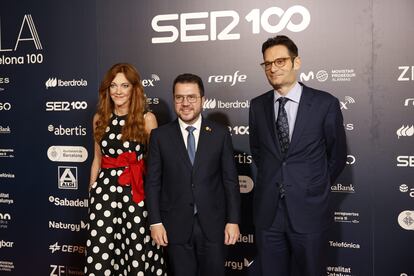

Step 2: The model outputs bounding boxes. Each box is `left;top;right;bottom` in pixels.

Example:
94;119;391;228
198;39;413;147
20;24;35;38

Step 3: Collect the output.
260;57;295;71
174;95;201;103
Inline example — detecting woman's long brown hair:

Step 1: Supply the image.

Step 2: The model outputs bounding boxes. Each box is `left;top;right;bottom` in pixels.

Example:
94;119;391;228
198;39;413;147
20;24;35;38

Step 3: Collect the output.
94;63;148;144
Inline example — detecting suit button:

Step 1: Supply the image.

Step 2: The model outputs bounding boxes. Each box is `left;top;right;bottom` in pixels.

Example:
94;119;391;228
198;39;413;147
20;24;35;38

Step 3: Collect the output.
282;162;287;166
191;183;195;188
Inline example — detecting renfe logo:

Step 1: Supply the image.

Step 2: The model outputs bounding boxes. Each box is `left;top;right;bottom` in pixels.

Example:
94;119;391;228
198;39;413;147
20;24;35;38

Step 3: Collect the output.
208;71;246;86
151;6;310;43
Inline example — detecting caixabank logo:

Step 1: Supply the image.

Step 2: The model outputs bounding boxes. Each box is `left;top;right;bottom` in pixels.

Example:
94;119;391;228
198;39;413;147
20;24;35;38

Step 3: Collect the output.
45;77;88;89
0;14;44;65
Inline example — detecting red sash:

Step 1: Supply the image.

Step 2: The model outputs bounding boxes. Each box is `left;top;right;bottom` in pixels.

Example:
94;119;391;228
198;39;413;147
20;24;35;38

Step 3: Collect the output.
101;152;145;204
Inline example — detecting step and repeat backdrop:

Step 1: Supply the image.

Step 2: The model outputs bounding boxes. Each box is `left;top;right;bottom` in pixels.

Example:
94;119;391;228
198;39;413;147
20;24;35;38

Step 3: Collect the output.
0;0;413;275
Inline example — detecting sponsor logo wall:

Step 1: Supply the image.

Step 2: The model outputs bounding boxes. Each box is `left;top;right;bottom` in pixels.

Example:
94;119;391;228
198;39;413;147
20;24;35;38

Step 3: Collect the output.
1;0;413;275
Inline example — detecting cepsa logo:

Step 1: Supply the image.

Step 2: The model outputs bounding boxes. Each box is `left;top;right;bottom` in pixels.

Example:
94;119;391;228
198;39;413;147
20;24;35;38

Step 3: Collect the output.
49;242;85;254
151;5;310;43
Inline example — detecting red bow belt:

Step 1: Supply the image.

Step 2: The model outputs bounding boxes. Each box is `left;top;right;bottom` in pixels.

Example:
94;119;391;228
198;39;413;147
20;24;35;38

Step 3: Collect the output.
101;152;146;204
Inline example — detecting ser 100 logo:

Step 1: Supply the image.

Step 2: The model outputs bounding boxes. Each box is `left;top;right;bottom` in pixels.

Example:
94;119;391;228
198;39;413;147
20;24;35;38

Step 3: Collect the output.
152;5;310;43
46;101;87;111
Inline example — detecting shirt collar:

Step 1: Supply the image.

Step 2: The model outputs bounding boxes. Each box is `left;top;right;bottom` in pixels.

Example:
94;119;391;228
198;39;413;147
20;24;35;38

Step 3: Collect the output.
178;115;202;131
274;82;302;103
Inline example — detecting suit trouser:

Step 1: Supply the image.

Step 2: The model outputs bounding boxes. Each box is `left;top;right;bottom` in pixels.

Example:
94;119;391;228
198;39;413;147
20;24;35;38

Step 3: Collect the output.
166;215;225;276
256;199;327;276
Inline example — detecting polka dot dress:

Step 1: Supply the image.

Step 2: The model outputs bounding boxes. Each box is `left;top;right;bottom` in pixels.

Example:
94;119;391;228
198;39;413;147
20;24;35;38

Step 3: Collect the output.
85;114;167;276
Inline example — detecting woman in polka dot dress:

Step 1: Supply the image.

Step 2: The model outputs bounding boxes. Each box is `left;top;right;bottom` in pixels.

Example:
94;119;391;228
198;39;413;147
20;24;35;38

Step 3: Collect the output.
85;63;167;276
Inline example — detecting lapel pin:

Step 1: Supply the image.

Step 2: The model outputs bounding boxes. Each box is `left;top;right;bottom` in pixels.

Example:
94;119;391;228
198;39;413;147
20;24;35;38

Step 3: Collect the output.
205;126;212;132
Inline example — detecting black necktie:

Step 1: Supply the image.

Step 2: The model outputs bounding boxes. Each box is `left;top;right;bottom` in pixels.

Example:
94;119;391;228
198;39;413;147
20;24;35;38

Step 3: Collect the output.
276;97;290;154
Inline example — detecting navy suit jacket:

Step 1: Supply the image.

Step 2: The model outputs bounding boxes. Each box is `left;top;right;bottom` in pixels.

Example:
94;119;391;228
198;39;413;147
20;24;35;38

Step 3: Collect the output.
249;83;347;233
145;117;241;243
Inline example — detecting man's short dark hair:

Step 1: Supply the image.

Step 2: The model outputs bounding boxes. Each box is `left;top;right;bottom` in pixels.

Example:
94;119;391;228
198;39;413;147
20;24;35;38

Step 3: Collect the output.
261;35;298;57
173;73;205;97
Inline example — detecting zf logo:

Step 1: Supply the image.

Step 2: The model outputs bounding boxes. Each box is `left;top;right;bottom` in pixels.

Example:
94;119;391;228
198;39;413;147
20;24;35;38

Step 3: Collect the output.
152;6;310;43
45;101;87;111
50;265;83;276
0;102;11;111
398;66;414;81
58;166;78;190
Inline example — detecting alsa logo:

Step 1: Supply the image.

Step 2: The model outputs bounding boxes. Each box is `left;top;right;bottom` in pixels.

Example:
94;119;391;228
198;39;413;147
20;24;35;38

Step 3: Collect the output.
397;125;414;138
142;74;160;87
58;166;78;190
208;71;247;86
152;6;310;43
48;124;86;136
45;78;87;89
397;156;414;167
397;66;414;81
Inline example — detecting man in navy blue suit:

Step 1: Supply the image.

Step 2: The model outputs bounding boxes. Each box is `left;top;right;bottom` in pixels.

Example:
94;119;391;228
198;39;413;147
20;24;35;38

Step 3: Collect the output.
249;35;347;275
146;73;241;276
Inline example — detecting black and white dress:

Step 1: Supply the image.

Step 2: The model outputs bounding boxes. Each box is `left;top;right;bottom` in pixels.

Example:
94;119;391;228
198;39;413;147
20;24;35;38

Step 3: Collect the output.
85;114;167;276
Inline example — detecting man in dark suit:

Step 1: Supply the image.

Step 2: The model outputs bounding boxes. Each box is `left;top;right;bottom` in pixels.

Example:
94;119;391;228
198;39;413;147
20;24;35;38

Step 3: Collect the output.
249;35;347;275
145;73;241;276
